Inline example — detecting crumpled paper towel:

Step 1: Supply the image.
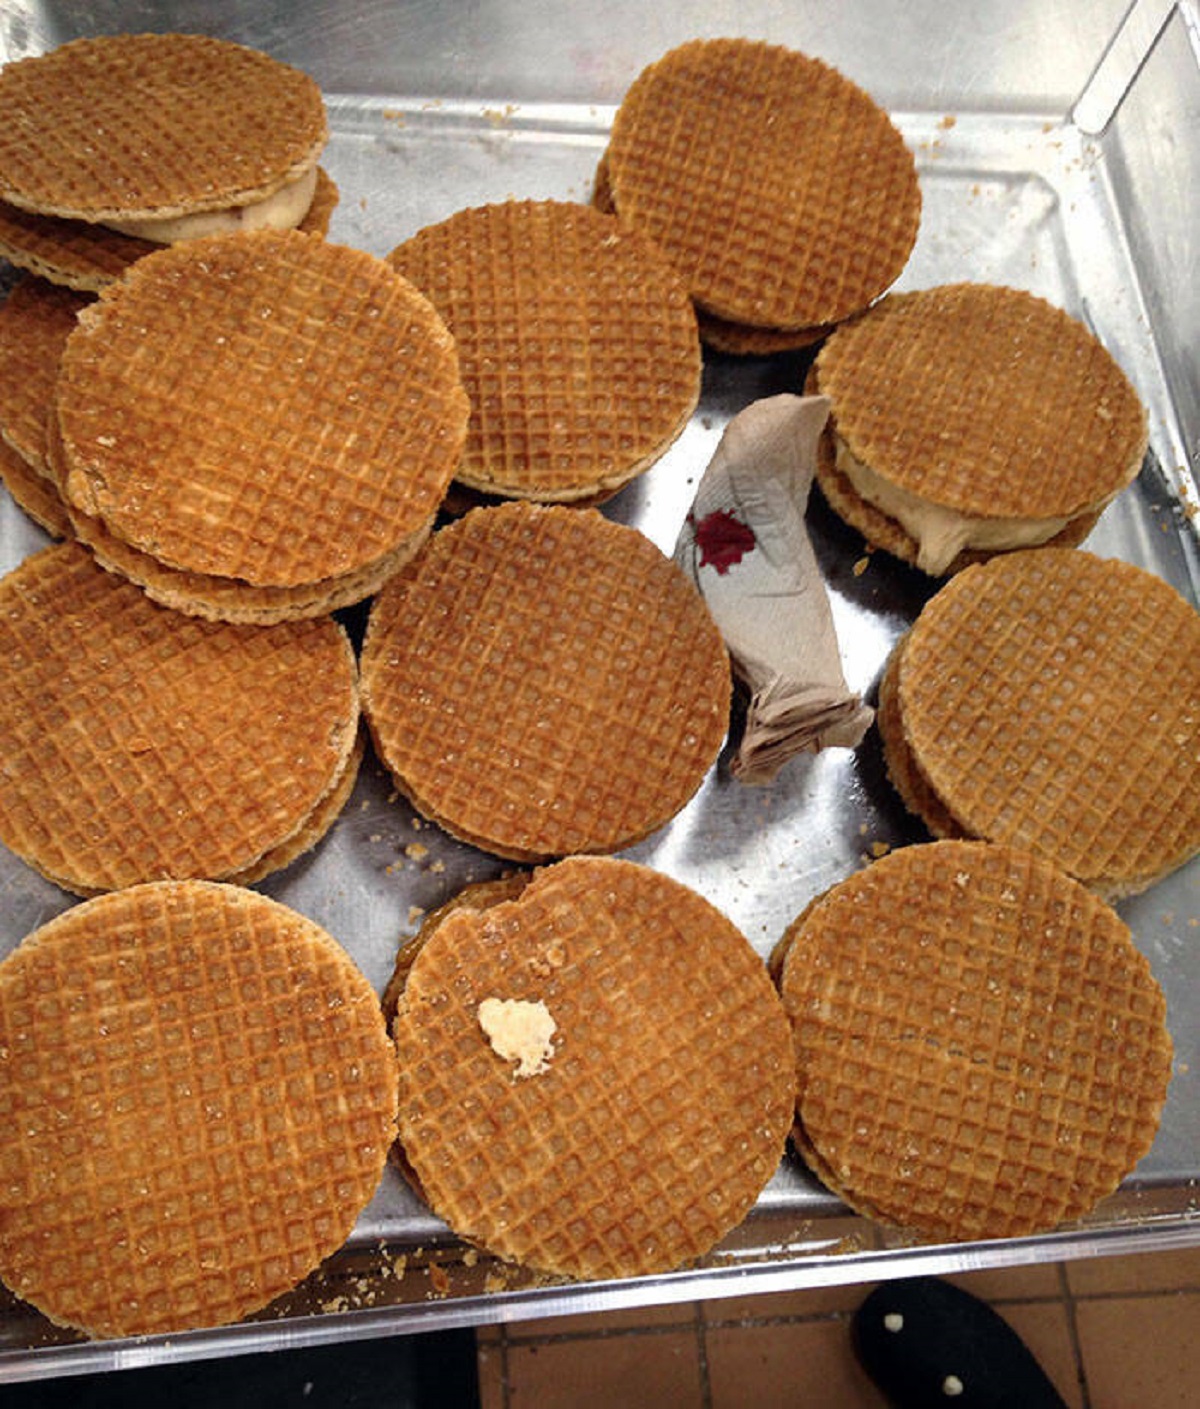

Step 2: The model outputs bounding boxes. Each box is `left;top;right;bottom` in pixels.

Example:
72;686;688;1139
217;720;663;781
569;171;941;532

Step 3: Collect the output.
673;392;873;784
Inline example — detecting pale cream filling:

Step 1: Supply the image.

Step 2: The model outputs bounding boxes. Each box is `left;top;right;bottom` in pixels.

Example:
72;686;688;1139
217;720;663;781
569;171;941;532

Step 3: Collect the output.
102;166;319;244
835;434;1078;575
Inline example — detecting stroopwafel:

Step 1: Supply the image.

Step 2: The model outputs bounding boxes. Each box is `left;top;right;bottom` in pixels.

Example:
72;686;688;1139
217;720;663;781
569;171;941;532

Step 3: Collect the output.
387;199;700;501
360;501;731;861
604;39;920;337
0;880;398;1338
812;283;1147;574
391;854;795;1279
53;229;468;609
776;840;1173;1242
884;548;1200;898
0;540;359;894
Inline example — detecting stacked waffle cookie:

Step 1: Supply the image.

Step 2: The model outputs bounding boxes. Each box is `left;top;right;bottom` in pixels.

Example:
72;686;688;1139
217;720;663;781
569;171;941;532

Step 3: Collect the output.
0;540;362;894
599;38;920;353
876;548;1200;899
388;199;700;504
0;33;337;290
390;855;795;1280
0;881;398;1337
49;227;469;621
812;283;1148;574
360;501;731;861
774;840;1173;1242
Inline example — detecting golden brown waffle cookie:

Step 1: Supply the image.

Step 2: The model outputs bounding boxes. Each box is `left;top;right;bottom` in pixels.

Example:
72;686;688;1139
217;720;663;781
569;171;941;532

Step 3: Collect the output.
777;840;1173;1242
381;873;532;1027
0;167;339;293
387;199;700;501
0;435;69;537
392;854;794;1279
0;880;397;1338
894;548;1200;898
0;274;91;475
0;540;359;894
813;284;1147;573
605;38;920;332
697;308;831;357
874;636;965;841
55;229;468;591
360;502;731;861
0;34;326;224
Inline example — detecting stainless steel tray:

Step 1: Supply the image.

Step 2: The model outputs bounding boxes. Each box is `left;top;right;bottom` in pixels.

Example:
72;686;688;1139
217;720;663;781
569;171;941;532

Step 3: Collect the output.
1;0;1198;1383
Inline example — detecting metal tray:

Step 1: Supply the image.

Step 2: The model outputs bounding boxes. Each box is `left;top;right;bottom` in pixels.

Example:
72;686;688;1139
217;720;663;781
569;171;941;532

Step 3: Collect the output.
0;0;1197;1383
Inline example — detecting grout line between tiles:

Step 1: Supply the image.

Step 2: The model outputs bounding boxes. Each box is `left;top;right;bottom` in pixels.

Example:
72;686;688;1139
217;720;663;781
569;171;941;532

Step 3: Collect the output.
1057;1260;1093;1409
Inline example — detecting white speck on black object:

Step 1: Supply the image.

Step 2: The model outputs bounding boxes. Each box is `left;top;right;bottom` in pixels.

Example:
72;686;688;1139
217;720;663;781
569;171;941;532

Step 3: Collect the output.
943;1374;965;1396
884;1312;904;1332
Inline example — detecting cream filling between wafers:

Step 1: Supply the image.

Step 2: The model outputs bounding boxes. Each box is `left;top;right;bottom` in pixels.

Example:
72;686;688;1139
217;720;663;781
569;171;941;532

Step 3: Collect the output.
835;434;1078;574
478;997;557;1078
102;166;319;244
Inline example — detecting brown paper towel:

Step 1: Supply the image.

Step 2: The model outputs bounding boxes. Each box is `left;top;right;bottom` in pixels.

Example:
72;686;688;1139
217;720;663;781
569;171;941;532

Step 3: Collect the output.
674;393;873;784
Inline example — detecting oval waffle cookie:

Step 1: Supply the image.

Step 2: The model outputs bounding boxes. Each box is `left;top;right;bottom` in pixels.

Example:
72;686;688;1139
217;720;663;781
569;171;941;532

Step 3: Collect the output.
392;854;795;1279
387;199;700;501
0;880;398;1338
0;541;359;893
605;38;920;331
360;501;731;861
813;284;1146;573
893;548;1200;898
776;840;1173;1243
55;229;469;592
0;34;327;224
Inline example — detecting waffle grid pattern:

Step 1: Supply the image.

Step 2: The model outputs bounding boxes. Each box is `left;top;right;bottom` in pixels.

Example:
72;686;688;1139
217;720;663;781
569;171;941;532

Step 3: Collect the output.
387;199;700;499
392;856;794;1280
0;35;327;221
0;274;90;474
361;503;731;861
0;881;398;1338
0;436;69;537
898;550;1200;893
816;284;1148;519
606;38;920;329
56;231;468;587
0;542;358;892
778;841;1172;1242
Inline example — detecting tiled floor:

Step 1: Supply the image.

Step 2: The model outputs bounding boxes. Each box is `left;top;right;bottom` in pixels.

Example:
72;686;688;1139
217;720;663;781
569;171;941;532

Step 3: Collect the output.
476;1244;1200;1407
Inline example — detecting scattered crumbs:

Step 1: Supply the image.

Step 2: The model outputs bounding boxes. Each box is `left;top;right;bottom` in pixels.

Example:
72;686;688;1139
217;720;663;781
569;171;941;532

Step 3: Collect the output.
405;842;429;861
428;1264;450;1297
411;817;424;830
359;799;371;812
870;841;890;859
462;1249;479;1269
1161;911;1176;926
369;833;383;844
407;905;427;926
970;182;982;198
938;114;957;130
320;1295;350;1314
1042;120;1056;133
858;821;869;836
483;1270;510;1295
387;789;399;804
421;98;444;111
852;555;870;577
430;859;446;874
482;103;519;127
954;871;970;888
1189;917;1199;929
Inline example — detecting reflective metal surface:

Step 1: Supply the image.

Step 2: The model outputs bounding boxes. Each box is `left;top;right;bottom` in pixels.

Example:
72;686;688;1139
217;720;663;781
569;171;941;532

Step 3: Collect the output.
0;0;1197;1381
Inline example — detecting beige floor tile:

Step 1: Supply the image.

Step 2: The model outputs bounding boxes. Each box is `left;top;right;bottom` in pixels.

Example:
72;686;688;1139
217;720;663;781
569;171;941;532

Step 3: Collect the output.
998;1300;1085;1409
1075;1291;1200;1408
502;1299;698;1339
491;1328;707;1408
477;1338;506;1409
702;1275;878;1326
946;1258;1065;1303
706;1315;886;1408
1065;1243;1200;1297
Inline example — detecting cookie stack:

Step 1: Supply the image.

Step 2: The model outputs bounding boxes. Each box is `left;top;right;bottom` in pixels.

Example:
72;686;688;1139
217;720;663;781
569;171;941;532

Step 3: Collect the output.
388;199;701;504
50;227;469;622
600;38;921;353
0;33;337;291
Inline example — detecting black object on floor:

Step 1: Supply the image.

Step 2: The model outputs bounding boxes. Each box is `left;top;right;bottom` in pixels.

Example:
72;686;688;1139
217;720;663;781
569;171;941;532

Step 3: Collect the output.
0;1327;481;1408
852;1276;1069;1407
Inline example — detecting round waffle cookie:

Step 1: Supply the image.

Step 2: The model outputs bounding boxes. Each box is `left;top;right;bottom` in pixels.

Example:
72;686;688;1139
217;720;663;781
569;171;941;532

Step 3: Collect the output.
0;34;326;228
0;540;359;894
387;199;700;501
54;229;468;597
0;880;398;1338
776;840;1173;1243
889;548;1200;898
0;166;340;293
0;435;70;538
360;501;731;861
392;854;795;1280
0;273;91;477
813;284;1147;574
604;38;920;334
